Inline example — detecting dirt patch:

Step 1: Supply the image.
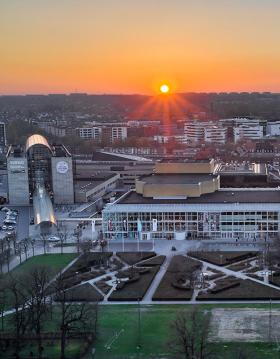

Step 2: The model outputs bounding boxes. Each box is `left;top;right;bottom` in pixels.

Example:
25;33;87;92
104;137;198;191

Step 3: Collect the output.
210;308;280;342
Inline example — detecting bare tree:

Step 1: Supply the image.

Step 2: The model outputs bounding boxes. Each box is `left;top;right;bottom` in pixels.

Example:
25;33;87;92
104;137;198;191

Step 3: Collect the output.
25;266;52;359
57;222;69;254
5;273;30;356
54;274;98;359
80;239;92;255
168;306;212;359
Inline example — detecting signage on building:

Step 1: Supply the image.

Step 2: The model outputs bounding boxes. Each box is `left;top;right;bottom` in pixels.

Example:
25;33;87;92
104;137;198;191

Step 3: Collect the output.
9;160;26;173
56;160;69;174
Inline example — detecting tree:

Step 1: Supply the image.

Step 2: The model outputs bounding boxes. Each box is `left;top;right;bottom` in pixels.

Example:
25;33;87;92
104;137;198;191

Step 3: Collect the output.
5;273;30;355
54;274;98;359
168;307;212;359
57;222;69;254
25;266;52;359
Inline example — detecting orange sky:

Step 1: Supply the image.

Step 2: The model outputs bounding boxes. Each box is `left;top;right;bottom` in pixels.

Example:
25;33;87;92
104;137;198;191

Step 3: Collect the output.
1;0;280;95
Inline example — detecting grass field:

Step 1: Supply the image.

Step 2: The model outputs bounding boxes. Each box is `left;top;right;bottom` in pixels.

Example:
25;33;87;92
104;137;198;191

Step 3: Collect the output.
9;253;77;276
1;253;77;310
95;304;280;359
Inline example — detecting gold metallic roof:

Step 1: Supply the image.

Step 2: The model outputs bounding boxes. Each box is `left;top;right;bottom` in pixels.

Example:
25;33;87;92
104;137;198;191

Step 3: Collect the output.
26;134;52;153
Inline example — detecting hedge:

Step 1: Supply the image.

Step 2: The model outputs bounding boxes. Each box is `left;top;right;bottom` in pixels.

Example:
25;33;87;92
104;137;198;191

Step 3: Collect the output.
55;282;103;302
137;255;166;267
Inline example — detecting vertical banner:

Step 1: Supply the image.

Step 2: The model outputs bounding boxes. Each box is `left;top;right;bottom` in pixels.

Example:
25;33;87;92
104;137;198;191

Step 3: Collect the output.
123;219;127;231
91;220;95;233
152;218;157;232
137;218;142;232
108;219;113;231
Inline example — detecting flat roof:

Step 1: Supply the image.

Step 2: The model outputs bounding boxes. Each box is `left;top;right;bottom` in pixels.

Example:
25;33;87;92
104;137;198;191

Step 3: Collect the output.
74;173;117;192
118;190;280;204
139;173;217;185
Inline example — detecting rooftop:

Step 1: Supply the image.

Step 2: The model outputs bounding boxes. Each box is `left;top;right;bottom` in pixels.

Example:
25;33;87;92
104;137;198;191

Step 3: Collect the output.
139;173;217;185
118;189;280;205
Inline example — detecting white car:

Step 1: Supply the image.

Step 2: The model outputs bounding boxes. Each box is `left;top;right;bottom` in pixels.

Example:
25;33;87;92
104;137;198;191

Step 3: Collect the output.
1;207;9;212
48;236;60;242
2;225;7;230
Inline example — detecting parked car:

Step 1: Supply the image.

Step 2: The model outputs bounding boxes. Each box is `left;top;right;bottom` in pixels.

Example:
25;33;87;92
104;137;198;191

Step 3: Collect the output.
2;225;7;230
4;220;17;225
48;236;60;242
30;218;35;225
8;225;14;231
1;207;9;212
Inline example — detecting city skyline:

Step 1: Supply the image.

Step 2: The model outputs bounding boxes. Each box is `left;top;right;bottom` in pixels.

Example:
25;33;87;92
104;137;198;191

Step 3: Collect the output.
1;0;280;95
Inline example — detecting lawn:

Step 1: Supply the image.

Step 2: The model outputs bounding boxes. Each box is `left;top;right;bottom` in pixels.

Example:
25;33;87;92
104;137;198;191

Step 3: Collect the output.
10;253;77;276
94;304;280;359
1;253;77;310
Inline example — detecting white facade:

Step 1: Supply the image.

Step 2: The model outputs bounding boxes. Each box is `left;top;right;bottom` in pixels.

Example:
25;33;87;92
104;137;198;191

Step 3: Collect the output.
234;125;263;143
111;127;127;142
184;122;205;142
78;127;102;140
267;121;280;136
204;126;227;144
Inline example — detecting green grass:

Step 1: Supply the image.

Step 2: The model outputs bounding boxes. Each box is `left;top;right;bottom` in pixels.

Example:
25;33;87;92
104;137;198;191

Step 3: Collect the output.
1;253;77;310
2;340;86;359
10;253;77;276
94;304;280;359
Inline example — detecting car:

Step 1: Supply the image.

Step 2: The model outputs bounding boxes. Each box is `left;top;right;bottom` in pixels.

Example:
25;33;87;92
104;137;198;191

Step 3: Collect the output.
8;225;14;231
2;225;7;230
48;236;60;242
4;220;16;225
1;207;9;212
6;216;16;221
30;218;35;225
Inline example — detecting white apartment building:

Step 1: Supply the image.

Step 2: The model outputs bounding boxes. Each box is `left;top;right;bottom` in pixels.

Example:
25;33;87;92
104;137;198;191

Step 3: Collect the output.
204;126;227;144
184;122;205;142
267;121;280;136
77;127;102;140
111;126;127;142
234;125;263;143
184;121;227;144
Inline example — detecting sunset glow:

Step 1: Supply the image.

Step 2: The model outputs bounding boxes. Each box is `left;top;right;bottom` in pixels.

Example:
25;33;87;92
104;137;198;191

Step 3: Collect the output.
1;1;280;94
160;84;170;94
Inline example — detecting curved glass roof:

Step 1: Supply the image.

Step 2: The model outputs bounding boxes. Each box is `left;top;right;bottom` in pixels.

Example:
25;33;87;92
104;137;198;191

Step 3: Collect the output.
33;183;56;226
26;134;52;153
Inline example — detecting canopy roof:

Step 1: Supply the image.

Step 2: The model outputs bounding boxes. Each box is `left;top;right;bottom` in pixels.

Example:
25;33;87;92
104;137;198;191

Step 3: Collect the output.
33;184;56;226
26;134;52;153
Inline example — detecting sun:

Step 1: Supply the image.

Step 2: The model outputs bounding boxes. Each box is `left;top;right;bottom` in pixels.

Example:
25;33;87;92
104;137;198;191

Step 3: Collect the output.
160;84;170;94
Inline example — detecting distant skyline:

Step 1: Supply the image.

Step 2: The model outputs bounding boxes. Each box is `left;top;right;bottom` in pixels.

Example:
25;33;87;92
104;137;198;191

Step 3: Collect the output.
1;0;280;95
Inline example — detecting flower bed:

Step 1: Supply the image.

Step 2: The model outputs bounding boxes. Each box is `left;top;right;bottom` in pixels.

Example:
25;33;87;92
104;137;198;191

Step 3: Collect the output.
108;266;160;301
137;255;166;267
55;282;103;302
152;256;201;301
197;278;280;300
188;251;258;266
116;251;156;265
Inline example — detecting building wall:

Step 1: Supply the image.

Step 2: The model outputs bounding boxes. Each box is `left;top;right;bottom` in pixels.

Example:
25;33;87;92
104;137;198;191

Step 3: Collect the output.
7;157;29;205
155;161;215;174
51;157;74;204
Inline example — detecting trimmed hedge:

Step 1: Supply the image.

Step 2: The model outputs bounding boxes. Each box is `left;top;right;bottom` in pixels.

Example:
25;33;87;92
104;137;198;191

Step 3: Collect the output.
197;279;280;300
188;251;258;266
152;256;202;301
108;266;160;301
116;251;156;265
55;282;103;302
